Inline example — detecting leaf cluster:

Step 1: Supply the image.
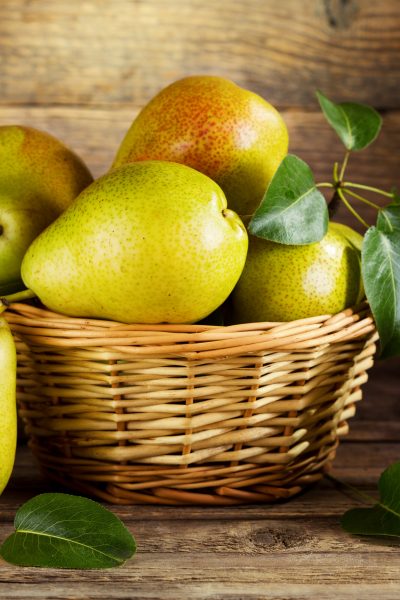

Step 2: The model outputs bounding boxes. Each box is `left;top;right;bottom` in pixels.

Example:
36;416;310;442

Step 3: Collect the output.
249;91;400;358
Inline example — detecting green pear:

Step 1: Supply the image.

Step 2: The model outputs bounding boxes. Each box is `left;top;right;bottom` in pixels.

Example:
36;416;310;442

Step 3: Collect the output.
112;76;288;216
21;161;248;324
230;222;363;323
330;222;364;304
0;316;16;496
0;125;93;295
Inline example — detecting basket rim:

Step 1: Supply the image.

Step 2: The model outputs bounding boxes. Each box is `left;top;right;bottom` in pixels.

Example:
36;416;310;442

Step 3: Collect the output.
5;301;377;359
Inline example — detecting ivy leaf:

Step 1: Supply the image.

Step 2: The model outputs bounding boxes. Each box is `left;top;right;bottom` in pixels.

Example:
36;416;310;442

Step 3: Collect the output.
0;493;136;569
248;154;328;245
362;227;400;358
316;91;382;151
377;204;400;233
341;462;400;539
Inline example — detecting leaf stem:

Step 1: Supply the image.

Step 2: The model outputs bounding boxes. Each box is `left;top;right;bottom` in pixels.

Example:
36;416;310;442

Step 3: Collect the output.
333;161;340;184
343;188;382;211
339;151;350;182
344;182;395;198
325;473;378;505
316;182;335;189
337;188;370;229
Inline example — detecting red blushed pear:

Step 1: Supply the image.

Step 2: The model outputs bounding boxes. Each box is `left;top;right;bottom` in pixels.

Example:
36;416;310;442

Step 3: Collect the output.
0;126;93;294
112;76;289;216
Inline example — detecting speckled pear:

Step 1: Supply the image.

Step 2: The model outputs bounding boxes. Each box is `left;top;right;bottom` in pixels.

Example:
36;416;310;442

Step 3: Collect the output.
0;125;93;295
21;161;248;324
0;317;16;496
230;222;363;323
112;76;288;216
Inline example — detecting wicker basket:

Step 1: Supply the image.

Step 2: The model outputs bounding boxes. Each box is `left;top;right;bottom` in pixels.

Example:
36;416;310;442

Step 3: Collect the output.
6;301;377;506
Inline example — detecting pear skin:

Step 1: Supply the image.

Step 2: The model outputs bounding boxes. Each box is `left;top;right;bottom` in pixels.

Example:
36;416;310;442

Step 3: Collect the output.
330;221;365;304
112;76;288;216
231;222;363;323
21;161;248;324
0;317;16;496
0;126;93;294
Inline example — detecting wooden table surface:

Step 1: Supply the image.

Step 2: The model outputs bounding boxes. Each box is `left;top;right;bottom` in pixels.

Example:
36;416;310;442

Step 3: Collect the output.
0;357;399;600
1;1;399;598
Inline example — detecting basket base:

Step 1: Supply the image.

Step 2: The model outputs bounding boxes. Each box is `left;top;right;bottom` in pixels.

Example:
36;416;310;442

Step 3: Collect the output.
31;444;338;506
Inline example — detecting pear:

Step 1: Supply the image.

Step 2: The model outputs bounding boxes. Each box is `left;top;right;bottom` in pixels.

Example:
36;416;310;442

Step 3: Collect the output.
0;317;16;495
0;125;93;295
21;161;248;324
330;222;364;304
112;76;288;216
230;222;363;323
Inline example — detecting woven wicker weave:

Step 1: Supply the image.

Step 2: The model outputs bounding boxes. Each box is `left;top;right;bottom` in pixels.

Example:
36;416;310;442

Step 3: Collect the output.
6;301;377;505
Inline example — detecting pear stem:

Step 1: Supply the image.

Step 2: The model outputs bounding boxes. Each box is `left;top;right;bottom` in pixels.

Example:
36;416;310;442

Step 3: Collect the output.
0;288;37;313
337;188;370;229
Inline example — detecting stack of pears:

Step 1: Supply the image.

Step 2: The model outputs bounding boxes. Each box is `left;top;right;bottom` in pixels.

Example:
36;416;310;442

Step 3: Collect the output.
19;75;289;324
18;75;362;325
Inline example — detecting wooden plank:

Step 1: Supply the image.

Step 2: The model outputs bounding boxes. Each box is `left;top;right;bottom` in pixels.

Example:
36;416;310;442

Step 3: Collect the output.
0;553;398;598
1;0;400;109
1;445;399;599
354;355;400;426
0;105;399;232
0;582;397;600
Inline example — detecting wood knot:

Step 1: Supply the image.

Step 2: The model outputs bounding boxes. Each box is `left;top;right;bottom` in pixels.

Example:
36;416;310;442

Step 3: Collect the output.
323;0;357;29
250;526;311;550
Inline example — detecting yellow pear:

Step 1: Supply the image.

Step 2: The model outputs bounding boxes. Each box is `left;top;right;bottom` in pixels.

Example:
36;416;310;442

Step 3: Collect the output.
230;222;363;323
21;161;248;324
112;76;288;216
0;316;16;496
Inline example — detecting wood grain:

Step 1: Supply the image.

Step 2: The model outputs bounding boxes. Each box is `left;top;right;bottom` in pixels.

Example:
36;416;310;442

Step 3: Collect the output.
0;443;399;600
1;0;400;109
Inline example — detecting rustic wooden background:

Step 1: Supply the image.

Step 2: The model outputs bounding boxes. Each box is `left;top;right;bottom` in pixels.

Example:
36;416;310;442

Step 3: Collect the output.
1;0;399;227
0;2;399;597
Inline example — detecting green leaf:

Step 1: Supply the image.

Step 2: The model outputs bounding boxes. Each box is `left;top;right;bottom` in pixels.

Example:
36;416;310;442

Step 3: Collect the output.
377;204;400;233
362;227;400;358
341;462;400;539
316;91;382;151
249;154;328;245
390;187;400;205
0;493;136;569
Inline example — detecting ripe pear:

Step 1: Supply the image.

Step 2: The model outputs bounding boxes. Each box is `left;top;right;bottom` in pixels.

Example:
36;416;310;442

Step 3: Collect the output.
21;161;248;324
0;125;93;295
112;76;288;216
230;222;363;323
0;317;17;496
